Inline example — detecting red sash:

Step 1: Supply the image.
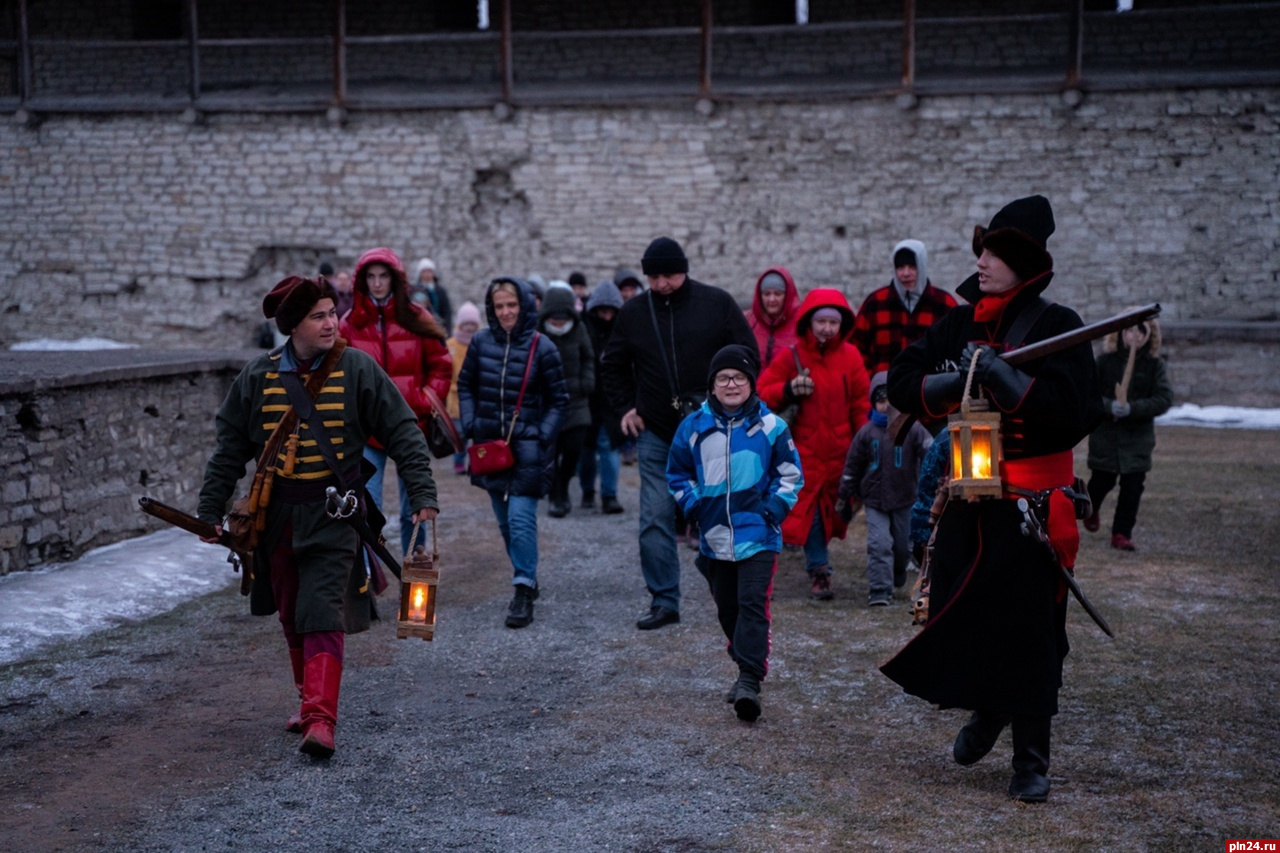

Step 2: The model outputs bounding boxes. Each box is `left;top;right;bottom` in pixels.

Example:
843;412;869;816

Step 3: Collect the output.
1003;450;1080;570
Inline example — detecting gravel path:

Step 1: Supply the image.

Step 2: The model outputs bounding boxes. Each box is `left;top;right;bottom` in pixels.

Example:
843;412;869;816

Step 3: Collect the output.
1;464;814;852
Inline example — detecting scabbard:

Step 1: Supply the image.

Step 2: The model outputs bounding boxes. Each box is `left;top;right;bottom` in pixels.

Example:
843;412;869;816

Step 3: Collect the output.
1058;563;1116;638
336;509;402;581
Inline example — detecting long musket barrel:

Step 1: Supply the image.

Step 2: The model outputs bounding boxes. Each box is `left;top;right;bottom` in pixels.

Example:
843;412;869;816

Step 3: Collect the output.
1001;303;1161;367
893;303;1161;446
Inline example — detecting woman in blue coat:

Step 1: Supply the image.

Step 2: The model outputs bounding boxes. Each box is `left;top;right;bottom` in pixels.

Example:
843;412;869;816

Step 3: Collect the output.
458;278;569;628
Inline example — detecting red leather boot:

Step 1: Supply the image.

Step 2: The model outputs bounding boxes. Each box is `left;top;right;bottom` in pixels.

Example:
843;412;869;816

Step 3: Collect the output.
285;647;305;733
299;652;342;758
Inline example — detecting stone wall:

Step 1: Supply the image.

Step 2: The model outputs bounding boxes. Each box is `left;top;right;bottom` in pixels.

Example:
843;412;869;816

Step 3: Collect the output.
0;351;250;575
2;86;1277;351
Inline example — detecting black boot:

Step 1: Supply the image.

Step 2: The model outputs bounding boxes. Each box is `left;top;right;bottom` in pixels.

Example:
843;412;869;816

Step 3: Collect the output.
505;584;536;628
731;672;762;722
601;495;624;515
953;710;1011;766
581;490;595;510
1008;715;1052;803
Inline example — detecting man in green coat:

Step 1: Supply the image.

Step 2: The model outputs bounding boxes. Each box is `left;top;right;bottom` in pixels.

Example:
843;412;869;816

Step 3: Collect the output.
199;275;439;758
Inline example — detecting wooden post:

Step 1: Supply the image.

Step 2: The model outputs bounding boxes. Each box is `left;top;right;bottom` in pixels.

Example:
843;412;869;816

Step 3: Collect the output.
332;0;346;106
499;0;512;103
901;0;916;91
16;0;31;104
186;0;200;103
699;0;713;96
1066;0;1084;89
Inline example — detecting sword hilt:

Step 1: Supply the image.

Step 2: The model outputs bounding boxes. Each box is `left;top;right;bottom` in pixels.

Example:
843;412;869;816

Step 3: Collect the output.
324;486;358;519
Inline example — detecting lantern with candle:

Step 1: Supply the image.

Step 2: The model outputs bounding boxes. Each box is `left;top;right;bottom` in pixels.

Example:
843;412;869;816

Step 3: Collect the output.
947;351;1005;501
396;521;439;641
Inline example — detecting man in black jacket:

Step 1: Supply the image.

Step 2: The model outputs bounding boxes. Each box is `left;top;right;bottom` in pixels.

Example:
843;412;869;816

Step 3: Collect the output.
600;237;757;630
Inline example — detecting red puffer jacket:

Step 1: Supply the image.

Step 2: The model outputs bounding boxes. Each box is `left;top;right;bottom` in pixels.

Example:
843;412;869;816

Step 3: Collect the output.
758;288;870;547
340;247;452;448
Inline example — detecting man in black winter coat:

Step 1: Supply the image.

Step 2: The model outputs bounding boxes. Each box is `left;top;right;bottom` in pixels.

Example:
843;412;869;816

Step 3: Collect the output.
882;195;1103;804
599;237;758;630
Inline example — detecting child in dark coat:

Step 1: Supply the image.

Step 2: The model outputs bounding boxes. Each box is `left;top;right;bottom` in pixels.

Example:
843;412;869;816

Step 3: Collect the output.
838;372;933;606
1084;316;1173;551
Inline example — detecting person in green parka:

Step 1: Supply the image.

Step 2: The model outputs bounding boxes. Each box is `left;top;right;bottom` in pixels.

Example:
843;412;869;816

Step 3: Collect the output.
199;275;439;759
1084;314;1174;551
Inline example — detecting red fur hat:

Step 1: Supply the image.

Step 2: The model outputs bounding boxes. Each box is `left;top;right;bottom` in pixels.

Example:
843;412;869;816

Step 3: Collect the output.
263;276;337;335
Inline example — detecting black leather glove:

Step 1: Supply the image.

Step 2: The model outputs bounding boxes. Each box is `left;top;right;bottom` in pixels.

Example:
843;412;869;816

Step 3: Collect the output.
922;372;965;415
976;348;1033;411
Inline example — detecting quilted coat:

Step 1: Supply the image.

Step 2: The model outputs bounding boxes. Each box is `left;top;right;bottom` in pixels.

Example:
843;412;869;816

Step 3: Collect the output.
340;248;453;447
458;278;570;497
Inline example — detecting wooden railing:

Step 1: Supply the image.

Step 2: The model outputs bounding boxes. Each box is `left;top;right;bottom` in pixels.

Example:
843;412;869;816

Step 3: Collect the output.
1;0;1277;115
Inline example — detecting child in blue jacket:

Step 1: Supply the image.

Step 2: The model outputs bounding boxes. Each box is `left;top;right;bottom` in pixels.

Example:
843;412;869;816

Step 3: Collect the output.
667;344;803;723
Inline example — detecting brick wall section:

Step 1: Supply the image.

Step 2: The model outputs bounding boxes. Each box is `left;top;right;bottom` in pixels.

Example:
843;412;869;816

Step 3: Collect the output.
0;351;250;575
2;87;1276;342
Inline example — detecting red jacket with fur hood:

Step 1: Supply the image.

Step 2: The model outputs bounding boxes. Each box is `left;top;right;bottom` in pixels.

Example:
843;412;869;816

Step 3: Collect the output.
758;288;870;547
340;248;452;445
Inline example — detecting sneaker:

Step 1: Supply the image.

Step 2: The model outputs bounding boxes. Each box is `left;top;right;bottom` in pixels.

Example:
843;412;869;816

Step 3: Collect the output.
505;584;536;628
1111;533;1136;551
868;594;892;607
685;529;700;551
1083;510;1101;533
580;491;595;510
548;500;569;519
809;570;833;601
601;495;624;515
454;461;467;476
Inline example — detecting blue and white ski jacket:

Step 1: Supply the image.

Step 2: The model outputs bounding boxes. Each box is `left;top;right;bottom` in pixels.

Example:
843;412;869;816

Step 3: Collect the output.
667;396;804;562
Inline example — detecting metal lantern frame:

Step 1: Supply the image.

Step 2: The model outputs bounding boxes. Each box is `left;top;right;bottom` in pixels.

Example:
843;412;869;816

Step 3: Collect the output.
396;520;440;641
947;350;1005;501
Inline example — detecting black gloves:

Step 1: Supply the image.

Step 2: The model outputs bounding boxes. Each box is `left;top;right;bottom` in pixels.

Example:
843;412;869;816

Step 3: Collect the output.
960;343;1033;411
922;372;965;415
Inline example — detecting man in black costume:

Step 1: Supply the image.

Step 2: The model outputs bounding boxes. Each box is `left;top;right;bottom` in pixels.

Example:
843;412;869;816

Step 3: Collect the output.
883;195;1103;802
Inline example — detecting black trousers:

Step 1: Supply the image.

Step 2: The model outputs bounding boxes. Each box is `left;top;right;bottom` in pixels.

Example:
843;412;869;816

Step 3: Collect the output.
551;425;591;502
1087;469;1147;538
696;550;776;682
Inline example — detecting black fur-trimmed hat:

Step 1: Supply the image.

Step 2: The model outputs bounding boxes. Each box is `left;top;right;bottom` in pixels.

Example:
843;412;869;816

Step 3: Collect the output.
263;276;337;335
972;195;1055;282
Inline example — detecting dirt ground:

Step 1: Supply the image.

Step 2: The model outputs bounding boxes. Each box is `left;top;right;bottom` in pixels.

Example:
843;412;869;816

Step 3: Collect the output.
1;426;1277;851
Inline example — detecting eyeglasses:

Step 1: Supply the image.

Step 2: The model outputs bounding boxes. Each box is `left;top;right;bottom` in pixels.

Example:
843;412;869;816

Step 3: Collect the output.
713;374;750;387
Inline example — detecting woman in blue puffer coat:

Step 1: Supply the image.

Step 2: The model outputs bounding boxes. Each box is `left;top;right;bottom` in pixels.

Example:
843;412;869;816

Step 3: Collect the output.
458;277;569;629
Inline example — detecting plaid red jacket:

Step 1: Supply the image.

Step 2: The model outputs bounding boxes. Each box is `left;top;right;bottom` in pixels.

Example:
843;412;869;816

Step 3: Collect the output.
851;282;958;376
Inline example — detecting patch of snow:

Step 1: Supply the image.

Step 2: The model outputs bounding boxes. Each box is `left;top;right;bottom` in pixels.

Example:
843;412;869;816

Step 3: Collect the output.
0;529;236;665
10;337;137;351
1156;404;1280;430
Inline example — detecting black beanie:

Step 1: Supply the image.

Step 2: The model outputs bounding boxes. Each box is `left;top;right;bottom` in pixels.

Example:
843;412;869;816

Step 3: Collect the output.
707;344;760;392
892;247;917;269
641;237;689;276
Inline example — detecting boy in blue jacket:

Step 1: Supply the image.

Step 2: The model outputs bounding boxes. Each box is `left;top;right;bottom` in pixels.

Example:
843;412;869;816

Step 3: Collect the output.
667;344;803;722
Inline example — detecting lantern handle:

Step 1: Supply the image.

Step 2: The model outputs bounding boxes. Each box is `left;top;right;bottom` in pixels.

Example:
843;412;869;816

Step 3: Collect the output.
960;348;983;416
404;519;440;562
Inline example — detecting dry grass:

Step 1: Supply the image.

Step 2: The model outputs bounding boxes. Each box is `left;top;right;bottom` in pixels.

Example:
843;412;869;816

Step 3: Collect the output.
727;426;1280;850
